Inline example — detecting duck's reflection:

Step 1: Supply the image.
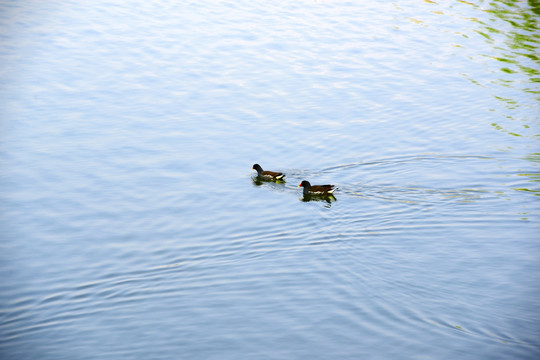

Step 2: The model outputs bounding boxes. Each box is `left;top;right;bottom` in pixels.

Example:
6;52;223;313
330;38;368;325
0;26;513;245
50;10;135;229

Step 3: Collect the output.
301;193;337;207
252;177;286;186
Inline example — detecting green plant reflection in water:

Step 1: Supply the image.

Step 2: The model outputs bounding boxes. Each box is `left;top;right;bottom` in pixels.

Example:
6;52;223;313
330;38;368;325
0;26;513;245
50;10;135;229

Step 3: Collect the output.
458;0;539;138
486;1;540;200
486;0;540;90
516;153;540;196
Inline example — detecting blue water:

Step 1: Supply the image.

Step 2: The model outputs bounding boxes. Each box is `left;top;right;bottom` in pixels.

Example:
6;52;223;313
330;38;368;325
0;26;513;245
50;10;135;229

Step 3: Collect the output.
1;0;539;359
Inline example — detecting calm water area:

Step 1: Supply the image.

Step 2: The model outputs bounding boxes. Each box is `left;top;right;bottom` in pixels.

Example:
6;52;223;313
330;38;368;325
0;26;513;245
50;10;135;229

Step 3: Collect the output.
1;0;539;359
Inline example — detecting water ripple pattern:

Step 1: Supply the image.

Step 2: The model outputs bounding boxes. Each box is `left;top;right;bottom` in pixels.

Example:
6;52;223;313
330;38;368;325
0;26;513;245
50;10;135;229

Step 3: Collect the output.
0;1;539;360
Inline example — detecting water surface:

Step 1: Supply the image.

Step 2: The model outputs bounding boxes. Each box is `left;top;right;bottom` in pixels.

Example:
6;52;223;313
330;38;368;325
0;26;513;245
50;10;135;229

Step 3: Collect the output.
1;1;539;359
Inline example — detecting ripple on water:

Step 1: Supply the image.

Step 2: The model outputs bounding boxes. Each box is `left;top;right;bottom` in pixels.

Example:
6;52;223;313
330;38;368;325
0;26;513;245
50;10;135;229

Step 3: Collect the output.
1;0;539;359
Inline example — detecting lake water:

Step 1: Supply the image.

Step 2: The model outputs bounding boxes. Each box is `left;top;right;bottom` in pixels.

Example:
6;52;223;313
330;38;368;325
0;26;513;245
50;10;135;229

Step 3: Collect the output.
0;0;539;359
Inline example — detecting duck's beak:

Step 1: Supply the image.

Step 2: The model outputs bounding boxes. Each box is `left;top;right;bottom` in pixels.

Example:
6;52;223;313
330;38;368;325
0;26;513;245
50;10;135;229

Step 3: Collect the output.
298;183;301;187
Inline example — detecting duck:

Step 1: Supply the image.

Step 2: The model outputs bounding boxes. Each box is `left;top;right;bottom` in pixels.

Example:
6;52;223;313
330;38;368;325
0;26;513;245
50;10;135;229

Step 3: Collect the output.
252;164;285;181
298;180;336;196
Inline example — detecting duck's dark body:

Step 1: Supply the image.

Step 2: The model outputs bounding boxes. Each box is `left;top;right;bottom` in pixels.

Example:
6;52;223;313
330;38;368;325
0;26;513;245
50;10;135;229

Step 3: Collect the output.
298;180;336;195
252;164;285;180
